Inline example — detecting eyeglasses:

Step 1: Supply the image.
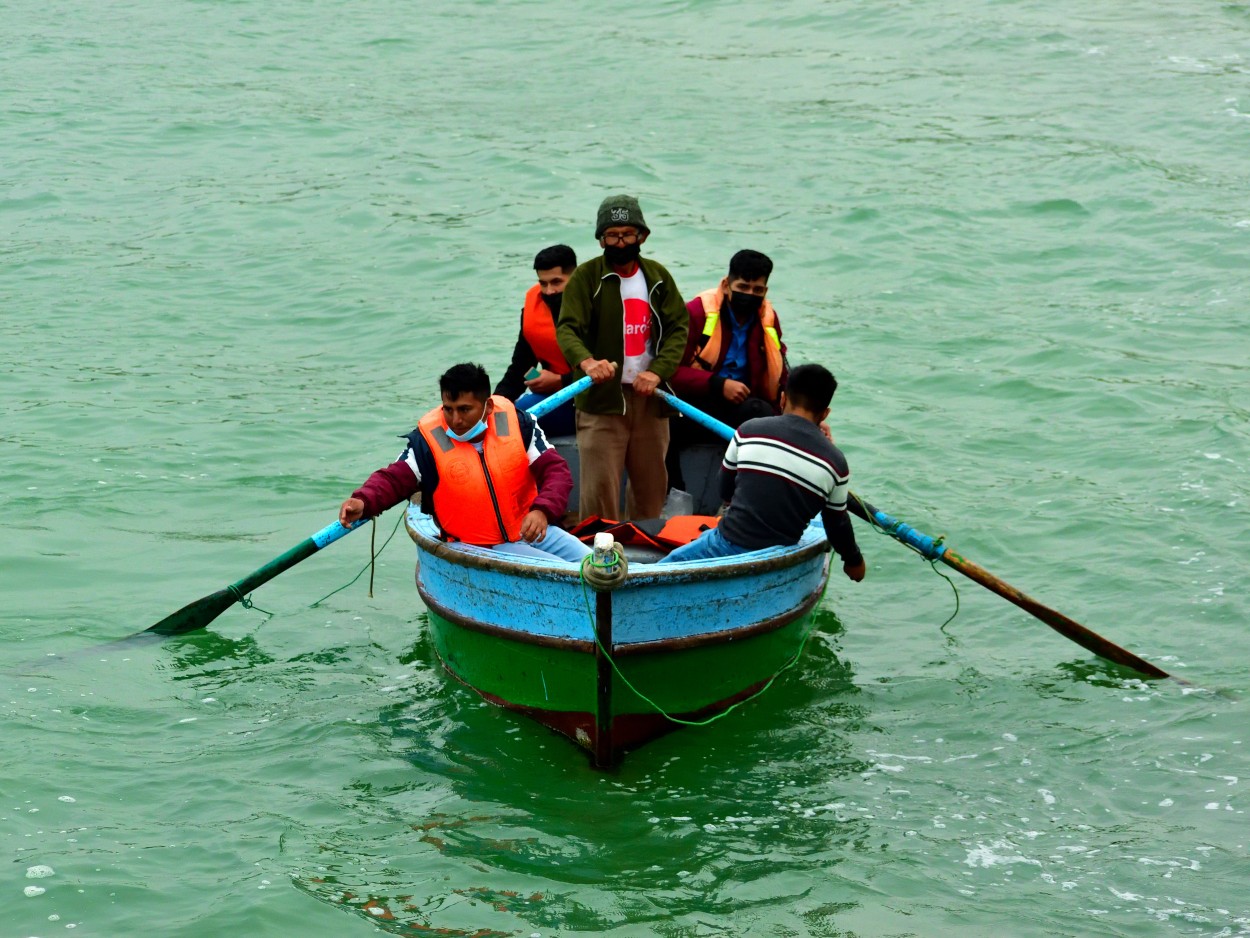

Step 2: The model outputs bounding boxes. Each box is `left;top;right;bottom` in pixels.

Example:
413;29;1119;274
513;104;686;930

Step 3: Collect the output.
601;230;640;246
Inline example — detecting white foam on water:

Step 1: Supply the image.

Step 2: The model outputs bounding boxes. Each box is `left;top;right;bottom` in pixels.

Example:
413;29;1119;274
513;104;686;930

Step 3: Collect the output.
963;840;1042;868
26;865;55;878
1138;856;1201;871
866;750;933;762
24;885;46;897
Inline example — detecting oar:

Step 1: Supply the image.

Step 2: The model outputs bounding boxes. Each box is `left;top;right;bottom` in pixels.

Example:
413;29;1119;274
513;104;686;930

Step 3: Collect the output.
525;374;592;419
144;376;594;637
654;389;1171;680
145;519;365;635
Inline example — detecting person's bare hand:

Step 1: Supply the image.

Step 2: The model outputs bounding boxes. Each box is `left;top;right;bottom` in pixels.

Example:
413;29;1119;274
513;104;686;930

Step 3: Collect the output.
843;559;866;582
580;358;617;384
819;421;835;443
339;497;366;526
722;379;750;404
525;369;563;395
519;509;549;542
632;370;661;395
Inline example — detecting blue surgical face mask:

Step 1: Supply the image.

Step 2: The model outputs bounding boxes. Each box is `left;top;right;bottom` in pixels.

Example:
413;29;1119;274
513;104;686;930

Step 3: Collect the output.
446;417;488;443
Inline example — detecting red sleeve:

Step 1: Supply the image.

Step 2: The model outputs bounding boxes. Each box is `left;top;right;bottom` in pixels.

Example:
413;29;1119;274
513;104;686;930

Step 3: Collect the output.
528;448;574;521
351;461;419;518
669;297;715;397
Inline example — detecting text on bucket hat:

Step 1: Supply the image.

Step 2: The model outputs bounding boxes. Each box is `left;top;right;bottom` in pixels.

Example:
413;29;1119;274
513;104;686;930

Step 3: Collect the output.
595;194;649;239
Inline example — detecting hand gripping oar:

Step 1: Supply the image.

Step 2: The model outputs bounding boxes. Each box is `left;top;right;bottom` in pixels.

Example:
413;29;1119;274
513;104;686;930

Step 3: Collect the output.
654;389;1171;680
144;376;594;636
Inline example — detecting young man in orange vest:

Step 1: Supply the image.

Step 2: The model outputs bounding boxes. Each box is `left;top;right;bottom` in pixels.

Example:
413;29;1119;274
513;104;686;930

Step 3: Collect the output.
339;363;590;561
494;244;578;437
667;250;789;489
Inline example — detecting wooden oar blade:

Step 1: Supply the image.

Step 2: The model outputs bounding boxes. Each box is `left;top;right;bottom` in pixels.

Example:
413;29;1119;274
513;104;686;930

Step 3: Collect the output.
145;589;238;636
849;493;1173;681
939;550;1172;680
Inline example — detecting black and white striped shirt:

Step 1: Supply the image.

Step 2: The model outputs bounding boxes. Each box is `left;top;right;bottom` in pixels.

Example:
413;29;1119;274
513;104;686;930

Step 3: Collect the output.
718;414;863;563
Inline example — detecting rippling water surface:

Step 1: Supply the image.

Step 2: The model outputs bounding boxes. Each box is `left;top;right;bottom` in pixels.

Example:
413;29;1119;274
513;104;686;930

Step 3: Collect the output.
4;1;1249;935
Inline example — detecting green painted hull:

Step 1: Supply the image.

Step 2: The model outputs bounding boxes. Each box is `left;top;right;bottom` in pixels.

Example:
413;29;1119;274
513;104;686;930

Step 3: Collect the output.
423;587;822;758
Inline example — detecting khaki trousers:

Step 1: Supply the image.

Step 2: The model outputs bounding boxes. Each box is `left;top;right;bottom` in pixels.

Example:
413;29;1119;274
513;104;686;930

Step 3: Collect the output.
576;386;670;521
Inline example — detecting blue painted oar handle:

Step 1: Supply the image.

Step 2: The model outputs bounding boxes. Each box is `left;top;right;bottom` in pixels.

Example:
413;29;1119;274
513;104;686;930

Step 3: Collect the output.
658;389;948;560
654;389;734;441
863;506;947;561
311;518;368;549
526;374;594;419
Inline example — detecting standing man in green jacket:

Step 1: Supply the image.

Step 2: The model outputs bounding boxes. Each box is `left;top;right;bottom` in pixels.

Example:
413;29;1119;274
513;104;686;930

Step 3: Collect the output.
556;195;689;520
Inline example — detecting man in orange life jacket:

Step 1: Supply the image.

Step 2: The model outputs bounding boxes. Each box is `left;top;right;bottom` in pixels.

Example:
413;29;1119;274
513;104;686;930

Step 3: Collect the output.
667;250;789;489
339;362;591;562
494;244;578;438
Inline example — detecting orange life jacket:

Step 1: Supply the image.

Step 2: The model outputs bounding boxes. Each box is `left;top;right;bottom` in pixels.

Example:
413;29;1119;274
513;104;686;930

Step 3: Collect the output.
417;396;537;545
694;286;784;404
655;514;720;548
570;515;720;550
521;285;572;375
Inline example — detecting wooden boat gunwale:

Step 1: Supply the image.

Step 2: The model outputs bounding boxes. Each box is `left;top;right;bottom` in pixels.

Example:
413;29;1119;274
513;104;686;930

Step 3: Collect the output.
405;506;828;580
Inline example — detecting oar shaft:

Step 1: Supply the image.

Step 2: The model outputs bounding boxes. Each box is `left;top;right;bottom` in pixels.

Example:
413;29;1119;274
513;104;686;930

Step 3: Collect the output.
656;389;733;440
851;493;1170;679
937;549;1171;679
526;374;593;419
228;520;359;597
658;389;1170;680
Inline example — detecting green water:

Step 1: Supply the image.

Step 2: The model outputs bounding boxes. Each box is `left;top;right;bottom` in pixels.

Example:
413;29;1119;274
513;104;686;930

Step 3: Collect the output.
5;1;1249;934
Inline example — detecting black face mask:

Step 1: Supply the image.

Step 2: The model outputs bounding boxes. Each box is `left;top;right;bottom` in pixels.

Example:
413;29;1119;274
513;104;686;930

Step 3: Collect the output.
604;243;641;266
730;291;764;318
543;292;563;316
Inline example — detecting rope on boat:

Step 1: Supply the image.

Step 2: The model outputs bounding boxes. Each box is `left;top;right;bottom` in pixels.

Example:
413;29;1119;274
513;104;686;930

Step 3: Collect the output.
580;541;629;592
577;555;835;727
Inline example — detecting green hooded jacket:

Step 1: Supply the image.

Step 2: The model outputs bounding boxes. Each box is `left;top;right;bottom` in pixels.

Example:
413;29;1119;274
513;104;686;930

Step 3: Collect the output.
555;254;689;415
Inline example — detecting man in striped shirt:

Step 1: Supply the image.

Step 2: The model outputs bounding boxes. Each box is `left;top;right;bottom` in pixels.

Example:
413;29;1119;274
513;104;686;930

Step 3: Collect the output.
659;364;866;581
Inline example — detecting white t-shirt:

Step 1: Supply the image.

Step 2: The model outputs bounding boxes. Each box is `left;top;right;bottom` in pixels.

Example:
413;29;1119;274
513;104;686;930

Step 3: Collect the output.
618;266;654;385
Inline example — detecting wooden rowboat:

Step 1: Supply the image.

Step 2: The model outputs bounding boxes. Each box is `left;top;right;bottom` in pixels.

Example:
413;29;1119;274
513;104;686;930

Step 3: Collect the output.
405;502;831;767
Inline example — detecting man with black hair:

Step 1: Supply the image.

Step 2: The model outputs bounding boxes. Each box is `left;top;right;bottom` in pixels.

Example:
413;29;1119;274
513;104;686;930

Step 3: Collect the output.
340;362;590;561
667;249;789;489
658;363;866;581
556;194;689;521
494;244;579;437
